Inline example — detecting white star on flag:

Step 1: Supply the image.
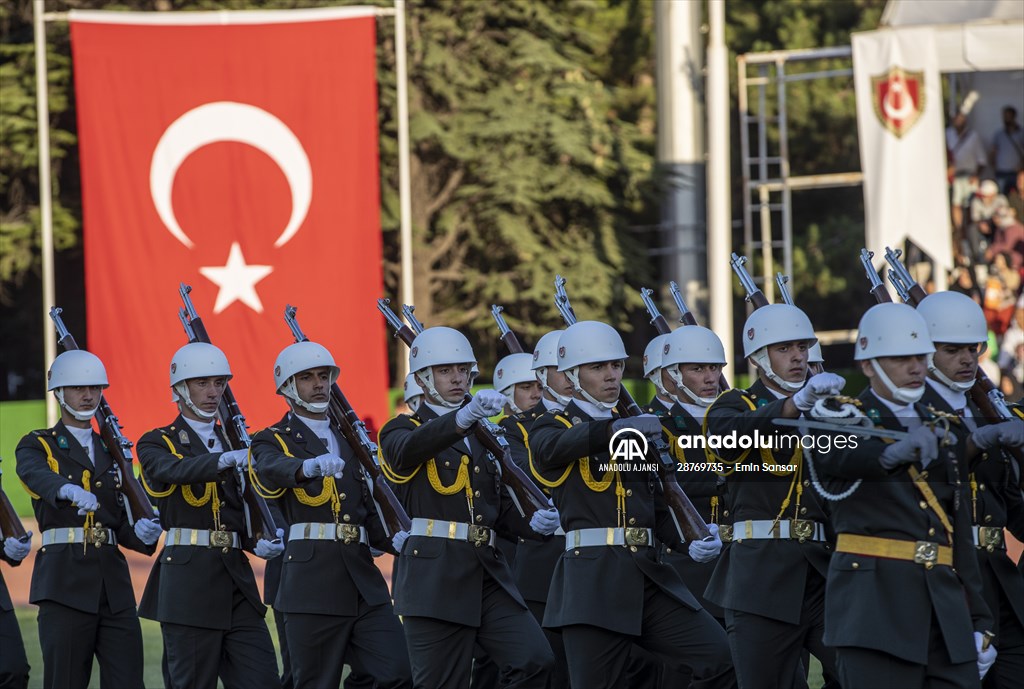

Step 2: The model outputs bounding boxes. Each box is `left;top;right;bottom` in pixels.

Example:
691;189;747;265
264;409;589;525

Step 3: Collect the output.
199;242;273;314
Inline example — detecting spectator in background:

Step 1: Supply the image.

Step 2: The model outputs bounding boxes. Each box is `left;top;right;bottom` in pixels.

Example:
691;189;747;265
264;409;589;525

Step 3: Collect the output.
983;253;1020;337
998;300;1024;401
985;208;1024;274
947;111;988;233
990;106;1024;195
966;179;1008;266
1008;169;1024;222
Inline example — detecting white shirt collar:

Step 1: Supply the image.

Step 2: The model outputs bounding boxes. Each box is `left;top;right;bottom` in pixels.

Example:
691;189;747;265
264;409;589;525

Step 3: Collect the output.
572;397;613;419
654;397;674;412
183;416;223;451
542;397;563;412
679;402;708;421
66;425;95;464
423;400;457;417
873;392;921;427
926;379;971;417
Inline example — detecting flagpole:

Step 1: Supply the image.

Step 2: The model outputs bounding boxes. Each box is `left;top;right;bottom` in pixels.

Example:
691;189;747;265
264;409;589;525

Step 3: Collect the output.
394;0;413;384
34;0;58;426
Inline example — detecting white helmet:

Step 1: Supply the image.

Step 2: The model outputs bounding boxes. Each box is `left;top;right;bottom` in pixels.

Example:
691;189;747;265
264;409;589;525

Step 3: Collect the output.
856;303;934;404
169;342;232;420
557;321;627;411
532;330;571;407
274;342;340;414
916;292;987;345
743;304;817;393
742;304;817;357
915;292;984;394
808;342;824;364
409;327;475;409
403;373;424;414
643;334;672;400
48;350;108;422
48;350;109;390
662;327;727;407
494;353;538;413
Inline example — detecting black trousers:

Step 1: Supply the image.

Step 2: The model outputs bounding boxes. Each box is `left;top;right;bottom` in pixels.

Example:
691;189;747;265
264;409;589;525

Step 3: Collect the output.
273;607;294;689
403;575;553;689
285;600;411;689
0;604;29;689
983;590;1024;689
836;614;978;689
37;583;143;689
560;578;736;689
724;568;837;689
161;588;280;689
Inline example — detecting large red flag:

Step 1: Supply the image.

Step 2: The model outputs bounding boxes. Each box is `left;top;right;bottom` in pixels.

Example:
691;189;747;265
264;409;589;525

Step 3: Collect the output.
70;7;388;439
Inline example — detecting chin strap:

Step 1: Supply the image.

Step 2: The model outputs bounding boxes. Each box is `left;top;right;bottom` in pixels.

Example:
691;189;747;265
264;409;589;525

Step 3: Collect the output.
55;389;100;421
499;385;524;415
646;369;678;404
564;367;618;412
749;348;804;393
664;365;715;407
278;378;330;413
415;370;462;409
538;368;573;407
926;354;976;393
870;359;926;404
172;382;218;420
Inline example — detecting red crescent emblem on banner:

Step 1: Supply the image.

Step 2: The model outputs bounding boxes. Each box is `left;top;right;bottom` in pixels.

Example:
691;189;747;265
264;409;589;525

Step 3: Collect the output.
871;66;925;139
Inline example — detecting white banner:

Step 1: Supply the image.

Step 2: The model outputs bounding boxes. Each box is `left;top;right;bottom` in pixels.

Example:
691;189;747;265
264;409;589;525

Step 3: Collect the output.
853;27;952;270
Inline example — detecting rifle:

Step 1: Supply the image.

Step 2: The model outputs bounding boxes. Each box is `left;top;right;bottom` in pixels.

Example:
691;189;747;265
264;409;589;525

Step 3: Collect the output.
881;250;1024;471
730;253;770;309
283;305;411;536
491;305;525;355
775;274;825;376
662;283;732;391
376;299;550;518
860;249;893;304
552;277;711;542
0;460;29;541
178;284;278;545
48;307;157;525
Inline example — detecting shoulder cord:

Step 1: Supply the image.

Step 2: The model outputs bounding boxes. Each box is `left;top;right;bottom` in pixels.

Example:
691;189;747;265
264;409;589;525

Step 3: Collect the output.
140;435;221;529
376;416;474;513
271;434;339;520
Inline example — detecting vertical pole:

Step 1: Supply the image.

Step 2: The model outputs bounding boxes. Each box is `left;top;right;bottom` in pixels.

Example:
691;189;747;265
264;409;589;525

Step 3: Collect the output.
34;0;58;426
706;0;733;375
394;0;413;382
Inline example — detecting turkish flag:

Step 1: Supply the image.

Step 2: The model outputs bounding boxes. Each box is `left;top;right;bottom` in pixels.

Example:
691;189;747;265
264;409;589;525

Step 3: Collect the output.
69;8;389;439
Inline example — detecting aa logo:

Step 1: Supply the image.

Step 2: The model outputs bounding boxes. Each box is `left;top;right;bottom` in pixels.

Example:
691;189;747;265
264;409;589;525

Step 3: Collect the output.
608;427;649;462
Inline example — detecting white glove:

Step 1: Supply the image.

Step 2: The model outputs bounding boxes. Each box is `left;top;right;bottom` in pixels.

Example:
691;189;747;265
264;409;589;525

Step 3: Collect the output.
529;508;560;536
456;390;507;429
218;449;249;471
688;523;723;563
3;535;32;561
254;528;286;559
58;484;99;515
879;425;944;470
972;420;1024;451
975;631;997;678
301;453;346;479
611;414;663;440
392;530;410;553
791;372;847;412
133;518;162;546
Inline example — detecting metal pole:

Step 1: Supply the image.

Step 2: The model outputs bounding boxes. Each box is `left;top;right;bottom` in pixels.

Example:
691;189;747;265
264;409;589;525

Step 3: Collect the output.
706;0;733;374
34;0;58;426
394;0;412;382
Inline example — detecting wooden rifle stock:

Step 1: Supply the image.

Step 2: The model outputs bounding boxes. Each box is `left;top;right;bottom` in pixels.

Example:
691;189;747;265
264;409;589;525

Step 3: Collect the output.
378;299;550;517
667;282;731;391
284;305;411;536
178;285;277;544
48;308;157;525
490;305;526;355
0;464;28;540
730;253;770;309
555;278;711;542
882;251;1024;475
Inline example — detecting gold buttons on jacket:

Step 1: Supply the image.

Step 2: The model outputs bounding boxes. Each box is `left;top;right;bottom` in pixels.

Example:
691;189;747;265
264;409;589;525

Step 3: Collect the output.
979;484;986;492
851;562;859;569
625;489;633;497
339;493;346;501
799;507;807;515
476;515;483;523
919;500;928;510
928;528;936;537
985;515;993;523
474;490;481;498
95;481;103;488
444;461;451;467
474;466;480;474
342;514;351;522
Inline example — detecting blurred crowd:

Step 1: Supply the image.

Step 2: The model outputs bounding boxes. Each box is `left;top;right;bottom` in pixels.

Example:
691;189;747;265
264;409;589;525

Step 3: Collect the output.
946;105;1024;402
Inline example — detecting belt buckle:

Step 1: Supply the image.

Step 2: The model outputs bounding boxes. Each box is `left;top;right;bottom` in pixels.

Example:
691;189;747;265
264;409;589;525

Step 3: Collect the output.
718;524;734;543
789;519;814;543
209;530;232;549
85;524;108;546
979;526;1003;551
624;527;649;547
914;541;938;568
468;525;491;548
338;524;360;545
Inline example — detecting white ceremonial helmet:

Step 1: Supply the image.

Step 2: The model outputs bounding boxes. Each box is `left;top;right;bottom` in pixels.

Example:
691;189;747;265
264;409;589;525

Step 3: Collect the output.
643;334;672;400
409;327;476;409
661;326;727;407
915;291;986;394
274;341;340;414
742;304;817;392
169;342;232;420
494;352;539;414
532;329;571;406
556;321;628;411
48;350;109;422
855;302;935;404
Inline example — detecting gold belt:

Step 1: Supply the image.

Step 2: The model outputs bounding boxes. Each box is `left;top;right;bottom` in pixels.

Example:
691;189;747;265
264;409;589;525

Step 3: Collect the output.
974;526;1005;551
836;533;952;569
